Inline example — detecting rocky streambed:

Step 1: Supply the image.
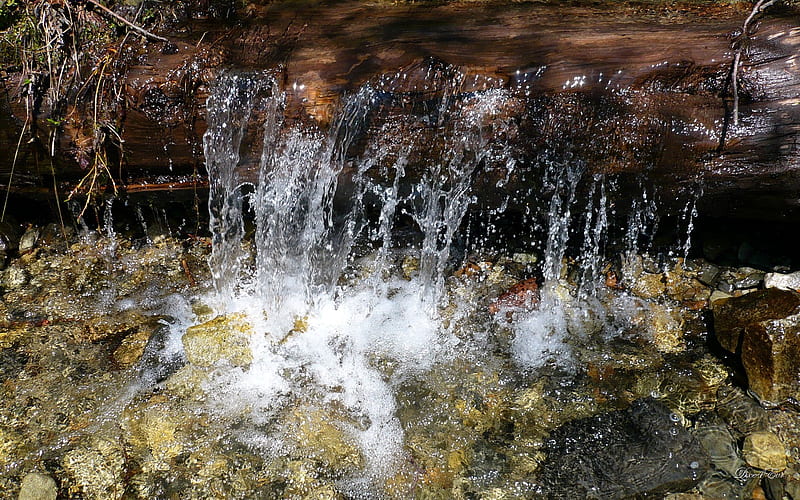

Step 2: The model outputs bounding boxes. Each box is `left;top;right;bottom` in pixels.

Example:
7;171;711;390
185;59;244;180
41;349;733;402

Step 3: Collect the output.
0;225;799;499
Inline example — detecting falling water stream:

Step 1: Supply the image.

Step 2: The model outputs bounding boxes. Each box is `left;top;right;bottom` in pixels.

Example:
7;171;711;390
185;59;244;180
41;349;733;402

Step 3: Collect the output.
153;63;705;496
0;58;734;499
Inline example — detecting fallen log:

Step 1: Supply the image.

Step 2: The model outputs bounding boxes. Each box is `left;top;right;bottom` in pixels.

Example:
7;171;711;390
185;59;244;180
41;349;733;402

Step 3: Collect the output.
0;1;797;226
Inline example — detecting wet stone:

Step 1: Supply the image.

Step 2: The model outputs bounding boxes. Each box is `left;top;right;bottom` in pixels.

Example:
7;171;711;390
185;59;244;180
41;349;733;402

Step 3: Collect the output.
741;311;800;403
716;386;770;435
717;267;765;293
786;477;800;500
182;313;253;367
712;288;800;353
764;271;800;292
62;437;126;500
699;470;756;499
687;259;722;288
743;431;787;472
537;398;709;499
18;472;58;500
17;227;40;255
695;419;743;478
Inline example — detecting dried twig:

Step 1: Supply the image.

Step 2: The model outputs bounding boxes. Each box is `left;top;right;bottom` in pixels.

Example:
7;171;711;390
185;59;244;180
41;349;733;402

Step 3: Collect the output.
85;0;168;43
730;0;779;126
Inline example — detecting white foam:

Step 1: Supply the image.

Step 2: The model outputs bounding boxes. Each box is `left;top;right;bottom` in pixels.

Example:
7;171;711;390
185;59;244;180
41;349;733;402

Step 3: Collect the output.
196;276;447;487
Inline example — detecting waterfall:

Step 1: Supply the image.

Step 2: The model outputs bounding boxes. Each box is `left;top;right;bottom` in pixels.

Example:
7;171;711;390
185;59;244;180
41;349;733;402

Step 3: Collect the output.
198;67;516;489
203;73;270;301
196;64;700;492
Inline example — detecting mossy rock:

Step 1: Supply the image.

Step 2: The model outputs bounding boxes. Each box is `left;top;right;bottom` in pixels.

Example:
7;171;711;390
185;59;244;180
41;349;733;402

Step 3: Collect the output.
62;437;126;500
182;313;254;367
284;408;364;478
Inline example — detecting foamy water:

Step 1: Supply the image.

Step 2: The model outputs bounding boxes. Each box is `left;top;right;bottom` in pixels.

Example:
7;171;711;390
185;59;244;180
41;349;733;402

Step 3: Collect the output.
160;65;695;493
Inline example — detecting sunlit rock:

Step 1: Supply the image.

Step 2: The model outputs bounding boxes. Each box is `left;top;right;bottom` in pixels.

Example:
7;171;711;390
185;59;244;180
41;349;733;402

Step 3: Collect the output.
164;364;211;400
764;271;800;292
0;427;23;467
743;431;787;472
182;313;254;367
284;408;364;478
631;271;667;299
62;437;126;500
112;321;157;368
82;310;151;343
712;288;800;353
1;265;28;290
401;255;419;280
18;472;58;500
122;396;190;468
0;325;25;349
647;303;686;353
282;459;344;499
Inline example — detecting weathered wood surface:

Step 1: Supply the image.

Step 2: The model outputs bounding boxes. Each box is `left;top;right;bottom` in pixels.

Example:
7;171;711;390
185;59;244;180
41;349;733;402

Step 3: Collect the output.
0;1;798;221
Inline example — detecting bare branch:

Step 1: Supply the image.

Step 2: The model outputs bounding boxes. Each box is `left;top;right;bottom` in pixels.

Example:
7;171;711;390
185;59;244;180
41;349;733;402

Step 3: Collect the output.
85;0;169;43
730;0;779;126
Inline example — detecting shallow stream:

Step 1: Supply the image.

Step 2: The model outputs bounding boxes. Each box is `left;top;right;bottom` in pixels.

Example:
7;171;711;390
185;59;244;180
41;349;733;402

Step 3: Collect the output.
1;63;799;499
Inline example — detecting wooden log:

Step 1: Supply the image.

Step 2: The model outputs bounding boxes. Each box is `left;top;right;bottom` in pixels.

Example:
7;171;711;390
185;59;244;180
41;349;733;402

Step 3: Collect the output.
0;1;797;222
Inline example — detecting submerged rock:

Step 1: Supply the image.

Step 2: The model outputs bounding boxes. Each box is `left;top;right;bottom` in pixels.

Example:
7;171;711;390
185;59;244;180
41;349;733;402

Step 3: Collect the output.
489;278;540;314
716;386;770;436
182;313;254;367
18;472;58;500
695;419;743;479
538;398;709;499
743;431;787;472
284;408;364;478
62;437;126;500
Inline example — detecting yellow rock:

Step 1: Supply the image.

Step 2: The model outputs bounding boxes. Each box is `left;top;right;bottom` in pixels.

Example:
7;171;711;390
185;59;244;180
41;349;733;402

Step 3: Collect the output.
401;255;420;280
283;459;343;499
287;409;364;477
0;427;22;466
743;431;787;471
112;324;155;368
647;304;685;353
631;272;666;300
122;397;186;466
62;437;126;500
182;313;253;367
164;364;210;399
83;310;150;343
0;325;25;349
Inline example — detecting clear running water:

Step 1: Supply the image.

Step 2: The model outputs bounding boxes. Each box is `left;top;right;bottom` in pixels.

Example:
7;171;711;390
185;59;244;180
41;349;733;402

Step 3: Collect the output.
189;64;686;493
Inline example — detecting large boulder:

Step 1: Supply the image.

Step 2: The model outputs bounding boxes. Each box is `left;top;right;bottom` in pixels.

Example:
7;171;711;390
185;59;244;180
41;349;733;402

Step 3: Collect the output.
537;398;709;499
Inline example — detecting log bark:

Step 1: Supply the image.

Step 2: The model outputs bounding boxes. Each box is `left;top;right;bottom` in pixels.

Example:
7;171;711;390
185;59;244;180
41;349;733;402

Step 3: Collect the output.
0;1;798;222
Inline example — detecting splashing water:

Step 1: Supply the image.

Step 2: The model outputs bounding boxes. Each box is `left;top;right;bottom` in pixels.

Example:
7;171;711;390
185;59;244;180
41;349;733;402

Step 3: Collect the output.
193;69;520;489
184;65;700;493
